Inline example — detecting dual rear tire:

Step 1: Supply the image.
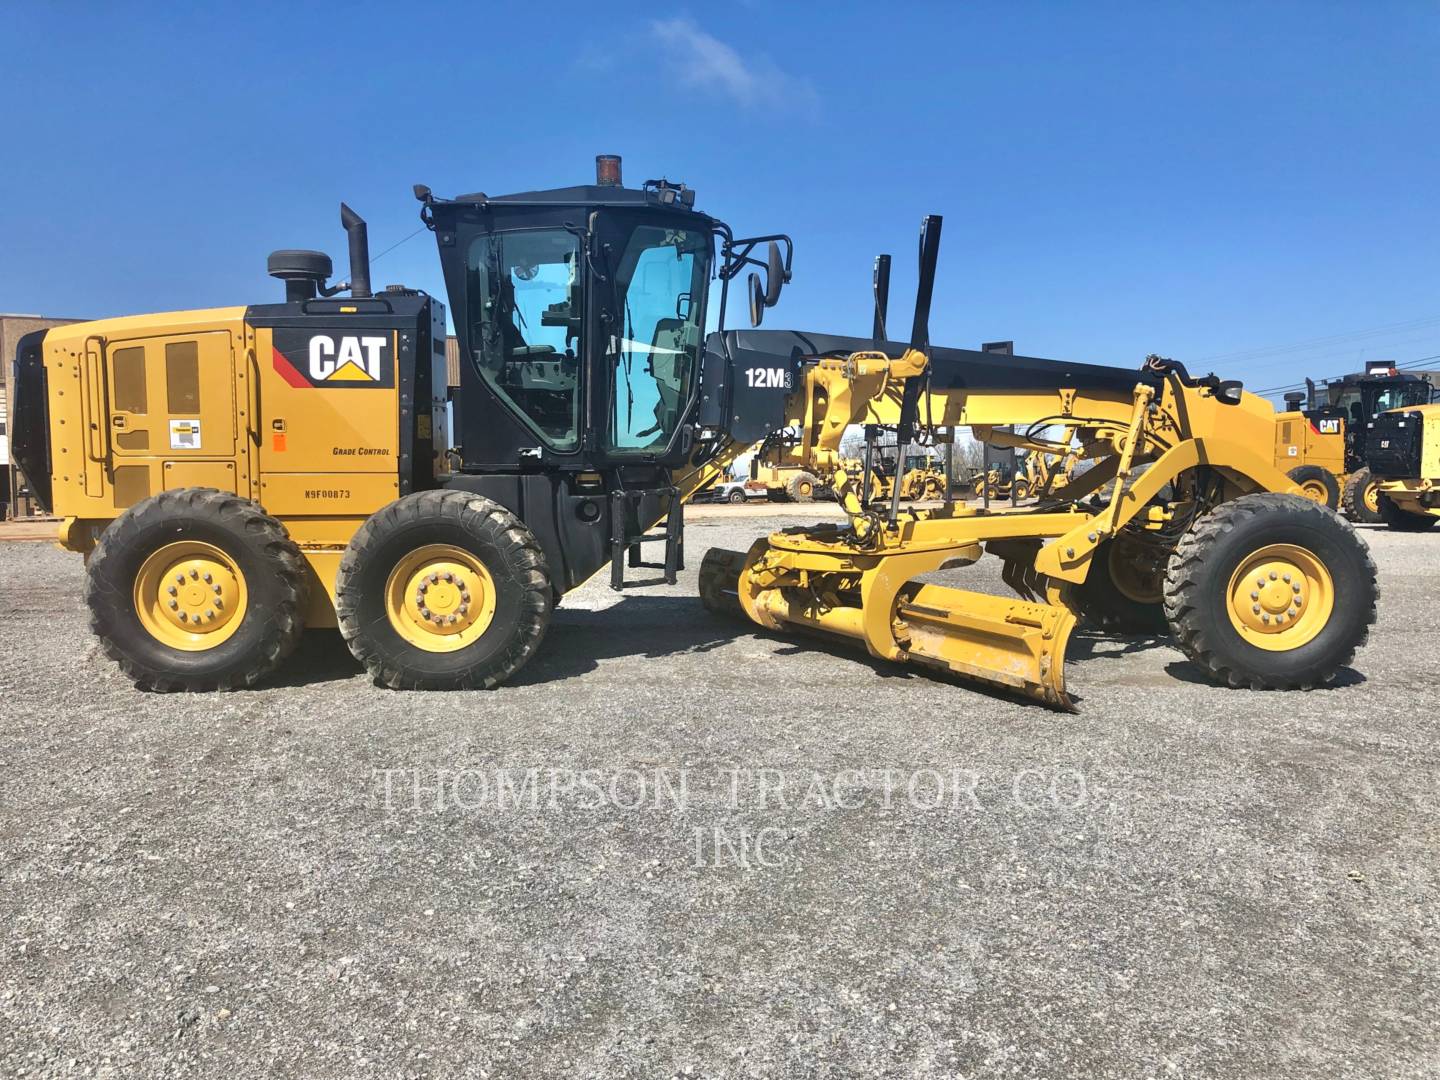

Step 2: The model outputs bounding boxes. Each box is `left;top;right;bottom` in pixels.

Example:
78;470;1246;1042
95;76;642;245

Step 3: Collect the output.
89;488;551;692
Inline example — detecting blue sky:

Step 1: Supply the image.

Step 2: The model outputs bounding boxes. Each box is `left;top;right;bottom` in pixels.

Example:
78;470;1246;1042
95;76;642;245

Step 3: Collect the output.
4;2;1438;401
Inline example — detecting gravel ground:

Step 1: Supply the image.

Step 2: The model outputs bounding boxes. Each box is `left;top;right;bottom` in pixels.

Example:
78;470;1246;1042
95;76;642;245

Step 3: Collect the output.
0;514;1436;1079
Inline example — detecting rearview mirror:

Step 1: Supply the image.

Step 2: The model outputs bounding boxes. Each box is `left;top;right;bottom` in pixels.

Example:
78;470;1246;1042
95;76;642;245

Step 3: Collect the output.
764;241;785;306
748;273;765;327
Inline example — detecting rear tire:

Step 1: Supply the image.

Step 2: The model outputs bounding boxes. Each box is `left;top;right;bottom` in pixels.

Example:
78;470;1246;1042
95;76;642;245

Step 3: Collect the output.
86;488;307;691
1012;479;1030;502
1342;467;1384;524
336;491;551;690
727;488;746;504
1287;464;1340;510
1164;493;1376;690
1376;492;1439;531
786;472;818;503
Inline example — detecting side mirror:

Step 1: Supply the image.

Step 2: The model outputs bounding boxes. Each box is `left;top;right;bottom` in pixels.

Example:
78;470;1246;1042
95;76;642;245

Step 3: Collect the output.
1216;380;1243;406
764;240;785;306
748;273;765;327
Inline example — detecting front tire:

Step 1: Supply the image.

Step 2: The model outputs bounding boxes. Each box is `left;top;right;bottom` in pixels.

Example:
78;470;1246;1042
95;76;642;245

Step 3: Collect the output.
336;491;551;690
1164;493;1376;690
1068;537;1169;635
1342;467;1385;524
86;488;307;690
727;488;747;504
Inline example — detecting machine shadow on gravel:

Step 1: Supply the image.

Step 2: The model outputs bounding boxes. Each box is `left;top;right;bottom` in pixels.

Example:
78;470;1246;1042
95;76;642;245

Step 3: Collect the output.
1164;659;1366;690
250;595;752;689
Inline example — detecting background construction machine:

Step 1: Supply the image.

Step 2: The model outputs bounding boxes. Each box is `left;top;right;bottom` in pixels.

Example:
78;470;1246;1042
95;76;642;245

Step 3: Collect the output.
1272;392;1346;509
974;440;1079;503
1280;364;1438;520
11;159;1377;707
1364;403;1440;530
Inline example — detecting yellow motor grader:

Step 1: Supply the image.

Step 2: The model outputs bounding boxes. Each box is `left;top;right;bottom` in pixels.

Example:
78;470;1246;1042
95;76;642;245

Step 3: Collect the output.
973;440;1078;503
10;161;1376;707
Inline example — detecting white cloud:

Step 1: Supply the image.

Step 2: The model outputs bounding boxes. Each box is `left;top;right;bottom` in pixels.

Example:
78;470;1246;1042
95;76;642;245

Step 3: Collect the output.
649;18;819;114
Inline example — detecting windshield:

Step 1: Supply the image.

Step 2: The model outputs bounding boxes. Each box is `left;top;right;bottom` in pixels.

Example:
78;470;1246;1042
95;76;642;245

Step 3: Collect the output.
606;224;708;453
467;228;582;450
1374;384;1432;411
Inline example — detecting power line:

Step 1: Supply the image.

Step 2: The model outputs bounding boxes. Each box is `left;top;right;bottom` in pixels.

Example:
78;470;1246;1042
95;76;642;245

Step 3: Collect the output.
1195;314;1440;368
1254;353;1440;397
369;226;426;267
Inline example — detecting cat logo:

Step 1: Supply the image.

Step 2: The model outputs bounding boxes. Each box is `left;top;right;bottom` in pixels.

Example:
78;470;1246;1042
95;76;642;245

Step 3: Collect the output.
1317;418;1342;435
271;328;394;390
308;335;387;382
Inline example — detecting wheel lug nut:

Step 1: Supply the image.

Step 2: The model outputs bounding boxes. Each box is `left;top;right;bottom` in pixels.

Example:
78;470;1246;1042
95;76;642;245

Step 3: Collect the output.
178;612;188;622
442;572;454;583
204;572;213;583
190;568;199;579
1261;614;1269;623
427;573;439;584
215;598;224;609
175;574;186;584
461;592;471;604
1282;573;1291;583
168;585;178;596
1292;583;1300;593
1256;578;1265;588
1252;604;1261;614
1268;571;1277;581
205;609;215;620
1250;591;1259;601
213;584;222;594
169;600;178;610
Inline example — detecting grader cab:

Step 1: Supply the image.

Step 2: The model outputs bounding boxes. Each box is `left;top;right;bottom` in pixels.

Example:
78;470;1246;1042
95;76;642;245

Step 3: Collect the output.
10;160;1377;707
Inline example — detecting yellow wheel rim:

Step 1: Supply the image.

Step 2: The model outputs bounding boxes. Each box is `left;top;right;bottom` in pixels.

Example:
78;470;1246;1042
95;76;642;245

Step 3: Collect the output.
133;541;247;651
384;544;497;652
1362;481;1380;514
1108;541;1165;605
1298;479;1329;505
798;480;813;497
1225;543;1334;651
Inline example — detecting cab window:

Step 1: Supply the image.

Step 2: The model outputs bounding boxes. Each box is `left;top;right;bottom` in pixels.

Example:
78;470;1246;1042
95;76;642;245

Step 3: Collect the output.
606;225;708;453
467;229;582;450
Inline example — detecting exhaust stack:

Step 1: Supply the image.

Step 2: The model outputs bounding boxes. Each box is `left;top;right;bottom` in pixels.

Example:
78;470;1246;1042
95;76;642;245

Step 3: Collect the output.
340;202;372;298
